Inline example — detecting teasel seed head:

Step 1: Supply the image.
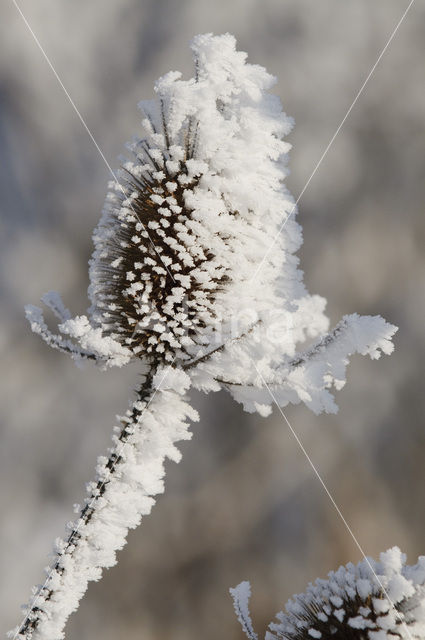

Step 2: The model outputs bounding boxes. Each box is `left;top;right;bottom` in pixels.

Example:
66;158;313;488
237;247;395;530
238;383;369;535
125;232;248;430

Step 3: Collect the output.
25;33;397;416
231;549;425;640
88;124;229;365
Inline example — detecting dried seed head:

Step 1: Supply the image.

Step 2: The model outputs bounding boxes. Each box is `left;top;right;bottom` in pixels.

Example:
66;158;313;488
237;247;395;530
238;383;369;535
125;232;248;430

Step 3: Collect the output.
267;548;425;640
26;33;397;415
88;133;230;364
86;33;295;368
26;33;299;372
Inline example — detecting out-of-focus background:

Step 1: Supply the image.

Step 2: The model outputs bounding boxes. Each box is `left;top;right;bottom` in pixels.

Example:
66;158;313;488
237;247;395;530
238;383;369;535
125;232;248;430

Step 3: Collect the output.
1;1;424;638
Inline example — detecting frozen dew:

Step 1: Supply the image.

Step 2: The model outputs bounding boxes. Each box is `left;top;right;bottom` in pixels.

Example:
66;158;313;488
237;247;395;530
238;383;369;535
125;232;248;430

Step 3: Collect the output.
19;33;398;640
232;549;425;640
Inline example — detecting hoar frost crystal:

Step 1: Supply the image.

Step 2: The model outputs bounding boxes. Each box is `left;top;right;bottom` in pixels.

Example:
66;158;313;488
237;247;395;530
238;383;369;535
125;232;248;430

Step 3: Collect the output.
231;548;425;640
16;34;397;640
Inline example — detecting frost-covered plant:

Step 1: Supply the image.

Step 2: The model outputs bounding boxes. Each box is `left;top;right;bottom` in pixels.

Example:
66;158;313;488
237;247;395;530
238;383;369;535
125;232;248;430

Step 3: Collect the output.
231;547;425;639
13;33;397;640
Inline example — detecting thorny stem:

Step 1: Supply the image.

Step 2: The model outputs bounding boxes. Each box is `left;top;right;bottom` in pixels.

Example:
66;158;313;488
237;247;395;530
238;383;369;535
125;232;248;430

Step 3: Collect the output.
17;371;155;639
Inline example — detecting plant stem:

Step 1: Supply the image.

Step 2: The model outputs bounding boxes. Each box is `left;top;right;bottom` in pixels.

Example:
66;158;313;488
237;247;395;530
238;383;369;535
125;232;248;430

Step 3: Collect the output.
15;370;181;640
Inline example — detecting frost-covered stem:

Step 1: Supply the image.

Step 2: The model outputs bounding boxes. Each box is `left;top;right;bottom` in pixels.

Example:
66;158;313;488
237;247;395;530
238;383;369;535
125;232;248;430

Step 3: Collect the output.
287;318;349;368
18;375;152;638
13;368;197;640
16;374;153;639
230;582;258;640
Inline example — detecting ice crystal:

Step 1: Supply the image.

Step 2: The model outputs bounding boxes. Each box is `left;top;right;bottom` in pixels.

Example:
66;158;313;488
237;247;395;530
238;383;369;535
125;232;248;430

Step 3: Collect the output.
231;548;425;640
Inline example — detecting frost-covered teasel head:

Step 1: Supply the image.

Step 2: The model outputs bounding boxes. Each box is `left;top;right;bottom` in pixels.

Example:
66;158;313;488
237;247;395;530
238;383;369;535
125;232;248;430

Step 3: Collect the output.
88;32;295;365
18;34;402;640
231;548;425;640
26;33;397;414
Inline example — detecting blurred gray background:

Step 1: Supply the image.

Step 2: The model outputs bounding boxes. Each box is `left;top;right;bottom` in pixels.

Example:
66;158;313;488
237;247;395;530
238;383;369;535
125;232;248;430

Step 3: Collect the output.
1;1;424;638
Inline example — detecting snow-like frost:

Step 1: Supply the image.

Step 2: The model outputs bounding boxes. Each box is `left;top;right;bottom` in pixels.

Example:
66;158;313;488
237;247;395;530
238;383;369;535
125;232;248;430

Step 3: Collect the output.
233;548;425;640
58;316;132;368
230;581;259;640
25;32;397;411
11;376;198;640
19;32;398;640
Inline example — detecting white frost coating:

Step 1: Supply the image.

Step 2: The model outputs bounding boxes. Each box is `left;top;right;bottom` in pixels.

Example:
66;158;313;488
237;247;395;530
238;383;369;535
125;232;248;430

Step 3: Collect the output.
41;292;71;322
188;313;397;415
24;299;131;369
234;548;425;640
230;581;258;640
58;316;132;368
26;33;397;414
20;32;399;640
11;381;198;640
152;366;191;394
